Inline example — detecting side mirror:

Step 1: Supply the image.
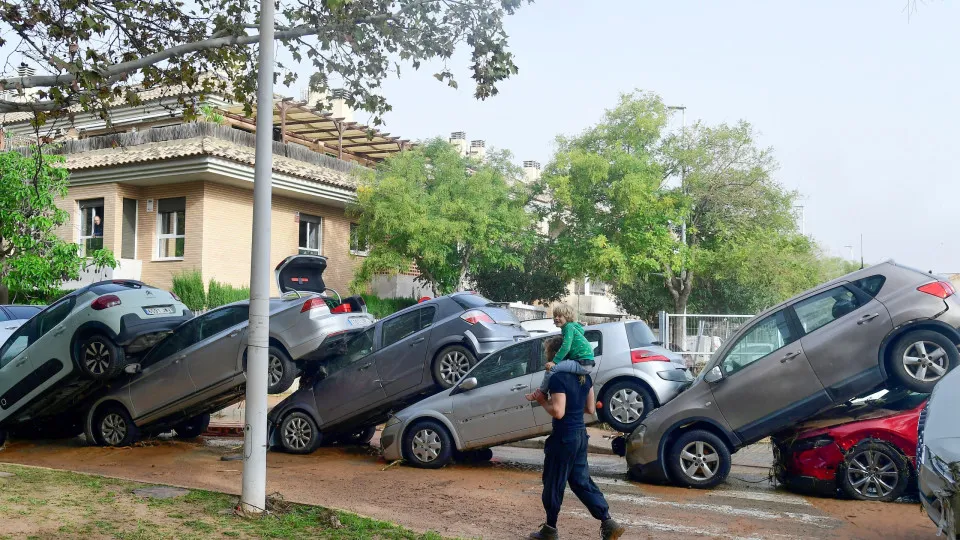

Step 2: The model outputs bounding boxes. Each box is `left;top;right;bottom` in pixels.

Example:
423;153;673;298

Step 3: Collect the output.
703;366;723;383
458;377;478;392
124;363;142;374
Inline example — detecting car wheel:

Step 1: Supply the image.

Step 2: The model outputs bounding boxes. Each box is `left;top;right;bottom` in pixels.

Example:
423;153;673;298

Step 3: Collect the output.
432;345;477;389
339;426;377;446
94;405;139;447
267;346;298;394
666;430;731;489
76;334;125;381
174;414;211;440
889;330;957;393
402;419;454;469
838;441;910;502
456;448;494;463
600;380;653;433
280;412;320;454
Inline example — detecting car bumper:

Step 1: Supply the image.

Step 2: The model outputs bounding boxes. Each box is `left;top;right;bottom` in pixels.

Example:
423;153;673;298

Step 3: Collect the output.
380;419;404;462
919;460;959;538
288;314;376;361
625;424;670;483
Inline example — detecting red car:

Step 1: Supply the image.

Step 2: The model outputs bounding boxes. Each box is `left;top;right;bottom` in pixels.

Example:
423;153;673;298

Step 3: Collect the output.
772;391;926;502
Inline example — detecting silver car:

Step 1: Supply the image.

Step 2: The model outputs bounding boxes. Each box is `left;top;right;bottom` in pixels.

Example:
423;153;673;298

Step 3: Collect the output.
380;321;691;468
918;365;959;539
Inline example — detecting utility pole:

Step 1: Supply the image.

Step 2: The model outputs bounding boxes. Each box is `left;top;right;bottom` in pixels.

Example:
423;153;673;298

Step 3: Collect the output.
667;105;687;317
240;0;275;515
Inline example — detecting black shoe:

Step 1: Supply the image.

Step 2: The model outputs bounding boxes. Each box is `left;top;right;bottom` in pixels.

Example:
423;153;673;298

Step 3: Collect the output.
528;523;559;539
600;518;625;540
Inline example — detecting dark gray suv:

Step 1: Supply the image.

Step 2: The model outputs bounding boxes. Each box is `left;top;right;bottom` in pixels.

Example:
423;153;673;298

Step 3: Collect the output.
627;261;960;489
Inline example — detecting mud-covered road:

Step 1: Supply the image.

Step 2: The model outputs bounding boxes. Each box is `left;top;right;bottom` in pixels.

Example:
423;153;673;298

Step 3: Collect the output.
0;435;935;539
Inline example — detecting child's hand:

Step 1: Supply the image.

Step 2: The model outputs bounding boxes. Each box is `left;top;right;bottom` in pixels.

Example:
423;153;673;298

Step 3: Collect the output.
545;361;556;371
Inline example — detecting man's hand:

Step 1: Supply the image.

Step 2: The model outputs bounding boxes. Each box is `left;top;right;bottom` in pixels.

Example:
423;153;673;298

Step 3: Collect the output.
544;361;556;371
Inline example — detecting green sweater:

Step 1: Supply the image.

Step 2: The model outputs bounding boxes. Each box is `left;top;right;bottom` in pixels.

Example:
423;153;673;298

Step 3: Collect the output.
555;322;595;364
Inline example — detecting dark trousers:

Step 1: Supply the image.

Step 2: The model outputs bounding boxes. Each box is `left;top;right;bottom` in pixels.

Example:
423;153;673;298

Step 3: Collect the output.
542;428;610;527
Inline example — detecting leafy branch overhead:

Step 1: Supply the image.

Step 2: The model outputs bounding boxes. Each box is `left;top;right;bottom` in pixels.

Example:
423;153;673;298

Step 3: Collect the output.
0;0;528;126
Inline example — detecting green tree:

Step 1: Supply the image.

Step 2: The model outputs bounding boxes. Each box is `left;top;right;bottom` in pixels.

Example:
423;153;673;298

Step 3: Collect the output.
350;138;532;296
0;150;116;303
470;237;569;304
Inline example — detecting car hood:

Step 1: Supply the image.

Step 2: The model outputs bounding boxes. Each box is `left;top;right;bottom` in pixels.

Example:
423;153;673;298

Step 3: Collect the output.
393;387;454;419
786;400;918;436
926;437;960;464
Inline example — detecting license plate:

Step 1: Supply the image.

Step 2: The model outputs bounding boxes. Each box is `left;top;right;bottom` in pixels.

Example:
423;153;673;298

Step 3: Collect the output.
347;317;367;326
144;306;175;315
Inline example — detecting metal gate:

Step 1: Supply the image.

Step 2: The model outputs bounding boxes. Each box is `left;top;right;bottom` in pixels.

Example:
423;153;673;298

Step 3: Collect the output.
657;312;754;373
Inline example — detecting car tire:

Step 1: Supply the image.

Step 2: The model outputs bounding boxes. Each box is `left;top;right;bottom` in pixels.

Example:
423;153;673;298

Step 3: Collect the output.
279;411;320;454
76;334;125;381
600;380;653;433
456;448;494;463
93;405;140;447
666;430;731;489
838;441;911;502
174;414;211;440
889;330;957;393
267;346;298;395
432;345;477;389
402;419;454;469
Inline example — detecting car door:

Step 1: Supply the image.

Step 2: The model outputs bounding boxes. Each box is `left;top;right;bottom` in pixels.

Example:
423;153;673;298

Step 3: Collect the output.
313;326;386;426
709;308;830;444
0;320;38;420
532;330;604;427
449;339;537;445
128;318;200;419
187;305;249;392
11;297;77;393
792;283;893;399
373;306;435;397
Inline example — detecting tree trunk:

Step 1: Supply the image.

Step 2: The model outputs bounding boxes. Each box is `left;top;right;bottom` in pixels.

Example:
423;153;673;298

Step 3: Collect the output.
664;265;694;352
0;283;8;305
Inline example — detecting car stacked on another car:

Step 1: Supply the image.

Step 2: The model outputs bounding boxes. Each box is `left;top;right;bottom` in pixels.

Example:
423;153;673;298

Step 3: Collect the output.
0;281;192;444
918;361;959;539
80;255;375;447
0;305;44;347
268;292;531;453
380;320;691;469
627;261;960;489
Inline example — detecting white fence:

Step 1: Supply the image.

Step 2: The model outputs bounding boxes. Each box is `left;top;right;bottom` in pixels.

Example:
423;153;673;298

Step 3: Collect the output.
657;312;754;372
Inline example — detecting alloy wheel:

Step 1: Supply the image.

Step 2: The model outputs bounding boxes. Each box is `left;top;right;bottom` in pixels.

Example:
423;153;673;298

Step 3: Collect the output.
609;388;644;424
84;341;112;375
846;450;899;499
679;441;720;481
412;428;442;463
268;355;284;387
283;417;313;450
902;341;948;382
439;352;471;386
100;413;127;446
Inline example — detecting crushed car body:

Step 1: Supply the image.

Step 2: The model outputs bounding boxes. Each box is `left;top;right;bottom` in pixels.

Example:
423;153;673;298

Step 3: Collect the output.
918;364;959;539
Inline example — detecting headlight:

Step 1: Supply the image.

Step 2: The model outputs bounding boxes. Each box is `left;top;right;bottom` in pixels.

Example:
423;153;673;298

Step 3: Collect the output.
385;415;402;428
931;453;958;485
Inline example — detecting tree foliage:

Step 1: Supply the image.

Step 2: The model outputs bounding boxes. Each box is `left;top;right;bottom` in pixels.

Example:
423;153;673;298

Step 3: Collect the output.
349;138;532;296
0;150;116;303
470;237;569;305
0;0;528;130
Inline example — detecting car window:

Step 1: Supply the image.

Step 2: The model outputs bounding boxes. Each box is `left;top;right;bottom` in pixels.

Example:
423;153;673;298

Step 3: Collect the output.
322;327;376;377
0;310;9;322
34;299;74;338
418;306;437;331
536;330;602;370
199;306;249;340
142;319;201;366
793;285;863;334
625;321;656;348
850;275;886;298
468;340;534;388
381;310;422;348
7;306;41;320
0;324;32;368
721;310;798;376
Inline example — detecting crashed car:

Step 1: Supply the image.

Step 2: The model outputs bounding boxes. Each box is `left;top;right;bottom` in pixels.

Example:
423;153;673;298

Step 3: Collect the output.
0;281;191;444
268;292;529;453
626;262;960;489
79;255;375;447
918;363;959;539
772;391;925;502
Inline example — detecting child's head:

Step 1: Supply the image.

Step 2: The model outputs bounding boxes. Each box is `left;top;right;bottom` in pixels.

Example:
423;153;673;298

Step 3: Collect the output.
552;303;575;327
544;336;563;362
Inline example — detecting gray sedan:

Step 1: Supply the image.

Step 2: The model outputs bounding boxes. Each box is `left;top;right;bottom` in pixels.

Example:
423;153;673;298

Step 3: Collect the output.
380;321;691;468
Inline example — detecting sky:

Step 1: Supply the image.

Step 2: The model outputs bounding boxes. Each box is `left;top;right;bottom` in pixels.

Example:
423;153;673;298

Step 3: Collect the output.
280;0;960;273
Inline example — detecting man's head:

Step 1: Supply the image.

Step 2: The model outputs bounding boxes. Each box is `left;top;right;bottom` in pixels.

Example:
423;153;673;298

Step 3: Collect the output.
93;215;101;226
544;336;563;362
552;303;575;327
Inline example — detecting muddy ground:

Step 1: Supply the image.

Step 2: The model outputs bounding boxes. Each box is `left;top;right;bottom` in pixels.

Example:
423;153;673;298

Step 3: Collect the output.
0;435;936;539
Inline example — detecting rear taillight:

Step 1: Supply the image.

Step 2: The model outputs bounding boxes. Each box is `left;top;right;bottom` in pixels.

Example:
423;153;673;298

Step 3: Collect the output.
461;310;494;325
170;292;181;302
301;297;327;313
631;349;671;363
331;303;352;314
91;295;122;310
918;281;956;299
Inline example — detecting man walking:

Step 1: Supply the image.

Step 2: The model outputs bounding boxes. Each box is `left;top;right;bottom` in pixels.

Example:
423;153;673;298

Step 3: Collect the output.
529;336;625;539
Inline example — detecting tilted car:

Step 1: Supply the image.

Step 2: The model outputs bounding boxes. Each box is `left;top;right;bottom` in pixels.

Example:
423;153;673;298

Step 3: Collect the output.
80;255;374;447
379;321;692;468
268;292;530;453
918;363;959;539
0;281;191;443
772;390;925;502
626;261;960;489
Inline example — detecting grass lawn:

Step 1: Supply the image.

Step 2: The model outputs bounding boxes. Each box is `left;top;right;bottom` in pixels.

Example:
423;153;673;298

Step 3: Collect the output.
0;463;448;539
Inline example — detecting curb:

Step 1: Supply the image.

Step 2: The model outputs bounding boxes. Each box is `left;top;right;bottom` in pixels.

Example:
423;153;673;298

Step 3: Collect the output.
503;438;616;456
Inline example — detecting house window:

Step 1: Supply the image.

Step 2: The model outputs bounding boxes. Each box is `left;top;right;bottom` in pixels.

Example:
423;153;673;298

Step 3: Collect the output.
78;198;104;256
157;197;186;259
350;223;369;256
298;214;321;255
